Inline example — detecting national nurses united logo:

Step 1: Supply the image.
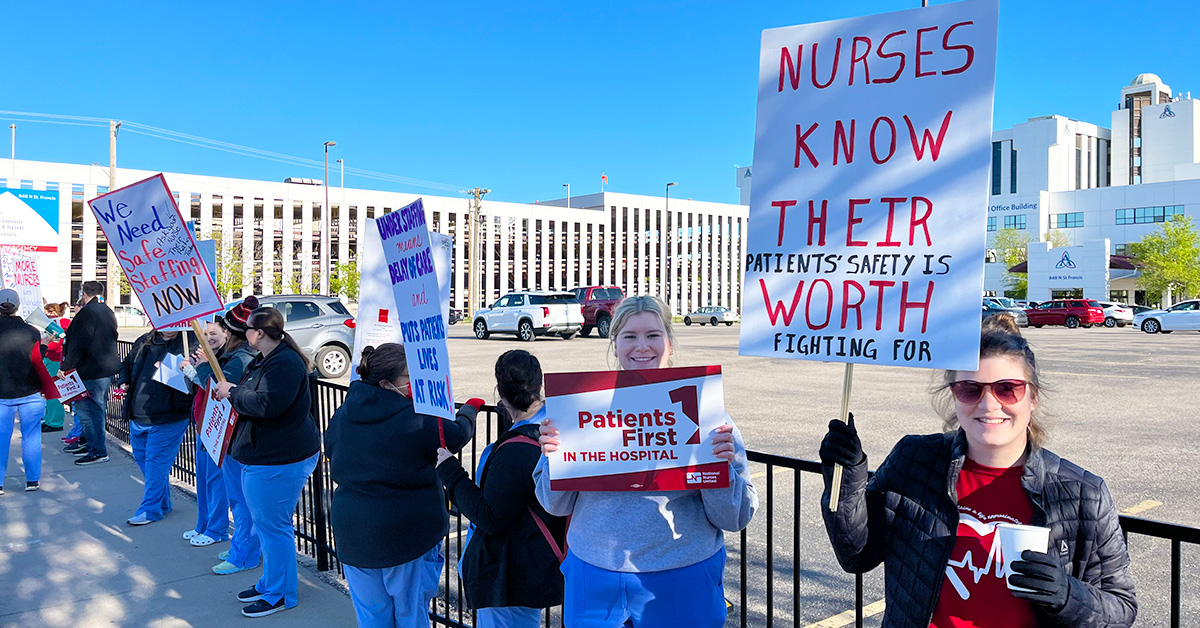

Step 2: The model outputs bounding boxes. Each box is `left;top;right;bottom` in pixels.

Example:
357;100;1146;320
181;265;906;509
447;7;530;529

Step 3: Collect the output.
1055;251;1076;270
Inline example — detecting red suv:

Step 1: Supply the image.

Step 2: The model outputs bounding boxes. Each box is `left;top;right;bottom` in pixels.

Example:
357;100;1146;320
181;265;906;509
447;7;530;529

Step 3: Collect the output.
570;286;625;337
1024;299;1105;329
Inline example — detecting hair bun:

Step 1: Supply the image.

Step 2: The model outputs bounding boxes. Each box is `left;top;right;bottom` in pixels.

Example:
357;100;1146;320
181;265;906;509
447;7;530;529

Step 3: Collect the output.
242;295;260;310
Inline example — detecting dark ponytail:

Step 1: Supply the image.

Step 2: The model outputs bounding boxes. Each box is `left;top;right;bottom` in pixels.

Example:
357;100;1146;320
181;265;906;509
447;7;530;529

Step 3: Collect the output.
247;307;313;371
494;350;543;412
357;343;408;386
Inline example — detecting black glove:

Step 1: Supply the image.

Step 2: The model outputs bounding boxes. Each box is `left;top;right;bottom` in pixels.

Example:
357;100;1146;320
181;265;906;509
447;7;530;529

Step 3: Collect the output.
1009;550;1070;612
819;413;863;467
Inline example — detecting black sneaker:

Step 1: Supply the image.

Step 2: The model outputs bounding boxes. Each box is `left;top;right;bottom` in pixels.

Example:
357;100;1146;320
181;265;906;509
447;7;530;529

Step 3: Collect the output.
41;424;64;433
240;598;286;618
25;482;38;492
75;454;109;465
237;586;264;603
64;443;87;454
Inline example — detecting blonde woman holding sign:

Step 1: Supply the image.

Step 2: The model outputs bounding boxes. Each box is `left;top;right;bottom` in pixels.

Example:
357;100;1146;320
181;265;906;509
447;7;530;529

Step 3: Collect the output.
820;319;1136;627
534;295;757;628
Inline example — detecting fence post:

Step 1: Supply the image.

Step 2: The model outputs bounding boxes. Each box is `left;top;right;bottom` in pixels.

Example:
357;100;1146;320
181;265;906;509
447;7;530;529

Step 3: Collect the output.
312;456;330;572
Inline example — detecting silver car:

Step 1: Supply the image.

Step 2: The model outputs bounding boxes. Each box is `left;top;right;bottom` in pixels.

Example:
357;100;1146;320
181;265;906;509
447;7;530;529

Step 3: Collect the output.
683;306;740;326
258;295;356;379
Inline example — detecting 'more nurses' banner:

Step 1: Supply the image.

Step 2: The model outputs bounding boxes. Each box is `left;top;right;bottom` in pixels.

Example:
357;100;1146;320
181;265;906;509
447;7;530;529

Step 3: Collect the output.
545;366;729;492
87;174;223;329
0;253;43;319
740;0;997;370
375;199;454;420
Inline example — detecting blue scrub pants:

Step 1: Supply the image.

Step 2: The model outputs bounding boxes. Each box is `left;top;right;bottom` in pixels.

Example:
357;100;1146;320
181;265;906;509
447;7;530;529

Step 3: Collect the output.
76;377;111;457
220;456;261;568
192;438;229;539
561;548;727;628
242;453;320;608
0;393;47;487
343;544;444;628
476;606;542;628
129;419;189;520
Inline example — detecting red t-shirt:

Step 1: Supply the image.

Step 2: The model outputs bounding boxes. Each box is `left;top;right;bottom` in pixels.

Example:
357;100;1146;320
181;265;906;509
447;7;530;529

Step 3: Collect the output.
930;459;1037;628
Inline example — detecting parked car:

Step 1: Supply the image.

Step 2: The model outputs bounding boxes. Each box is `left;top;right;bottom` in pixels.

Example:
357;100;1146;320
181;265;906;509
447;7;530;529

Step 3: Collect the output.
1129;304;1154;316
472;291;584;341
1095;301;1134;328
983;297;1020;310
258;295;356;378
113;304;150;327
1024;299;1105;329
1134;299;1200;334
570;286;626;338
448;308;463;325
982;301;1029;327
683;306;740;326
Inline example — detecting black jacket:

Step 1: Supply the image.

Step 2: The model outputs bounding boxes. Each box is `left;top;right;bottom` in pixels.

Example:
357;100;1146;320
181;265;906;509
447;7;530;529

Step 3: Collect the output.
822;430;1137;628
117;331;196;425
325;381;477;569
0;316;42;399
437;420;566;610
60;299;121;380
228;343;321;466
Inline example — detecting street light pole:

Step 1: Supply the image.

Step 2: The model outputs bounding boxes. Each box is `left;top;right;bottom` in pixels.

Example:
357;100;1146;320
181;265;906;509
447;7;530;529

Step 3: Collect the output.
563;183;570;209
322;141;336;295
666;182;677;314
8;124;14;180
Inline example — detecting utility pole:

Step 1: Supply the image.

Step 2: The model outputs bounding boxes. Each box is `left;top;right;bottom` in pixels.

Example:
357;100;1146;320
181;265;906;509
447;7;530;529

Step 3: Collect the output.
9;124;14;180
463;187;490;317
322;141;336;295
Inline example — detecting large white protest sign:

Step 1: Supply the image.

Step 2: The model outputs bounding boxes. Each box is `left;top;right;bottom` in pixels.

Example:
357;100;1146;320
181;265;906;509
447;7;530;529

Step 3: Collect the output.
0;253;43;319
375;199;455;419
350;224;452;382
199;385;238;466
87;174;223;329
739;0;998;371
545;366;730;492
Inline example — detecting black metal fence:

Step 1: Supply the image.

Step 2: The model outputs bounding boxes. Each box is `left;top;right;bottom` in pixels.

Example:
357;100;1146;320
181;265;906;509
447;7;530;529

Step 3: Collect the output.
103;342;1198;627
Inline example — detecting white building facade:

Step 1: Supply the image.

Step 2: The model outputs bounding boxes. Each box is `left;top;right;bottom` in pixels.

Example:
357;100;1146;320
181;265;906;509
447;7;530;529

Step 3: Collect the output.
0;160;749;318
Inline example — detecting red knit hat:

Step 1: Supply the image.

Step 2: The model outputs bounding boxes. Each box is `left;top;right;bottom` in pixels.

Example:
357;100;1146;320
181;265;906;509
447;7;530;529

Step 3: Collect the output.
221;295;259;334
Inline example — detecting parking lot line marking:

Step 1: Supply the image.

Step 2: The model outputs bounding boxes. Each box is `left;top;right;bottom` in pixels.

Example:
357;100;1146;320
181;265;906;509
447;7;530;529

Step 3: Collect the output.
750;467;791;480
803;599;886;628
1043;371;1151;380
1119;500;1163;516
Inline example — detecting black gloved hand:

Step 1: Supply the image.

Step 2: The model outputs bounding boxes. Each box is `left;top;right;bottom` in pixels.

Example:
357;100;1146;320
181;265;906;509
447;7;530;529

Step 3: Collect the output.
1009;550;1070;612
819;413;863;467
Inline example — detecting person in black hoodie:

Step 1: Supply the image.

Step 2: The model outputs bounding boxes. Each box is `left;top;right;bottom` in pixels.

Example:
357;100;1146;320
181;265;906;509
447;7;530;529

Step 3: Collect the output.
0;289;56;494
114;328;197;526
212;306;321;619
436;350;566;628
60;281;121;465
324;343;480;628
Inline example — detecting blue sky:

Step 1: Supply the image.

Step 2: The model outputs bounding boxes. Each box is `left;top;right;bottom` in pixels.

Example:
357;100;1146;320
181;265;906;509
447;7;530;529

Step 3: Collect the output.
3;0;1197;205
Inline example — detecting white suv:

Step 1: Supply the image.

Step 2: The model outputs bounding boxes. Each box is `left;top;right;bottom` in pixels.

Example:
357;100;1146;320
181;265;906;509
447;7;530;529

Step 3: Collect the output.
472;291;584;341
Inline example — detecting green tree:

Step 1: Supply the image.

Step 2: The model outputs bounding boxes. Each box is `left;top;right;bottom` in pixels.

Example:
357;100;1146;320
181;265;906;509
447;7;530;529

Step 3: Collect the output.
330;261;361;300
213;239;246;299
1129;216;1200;302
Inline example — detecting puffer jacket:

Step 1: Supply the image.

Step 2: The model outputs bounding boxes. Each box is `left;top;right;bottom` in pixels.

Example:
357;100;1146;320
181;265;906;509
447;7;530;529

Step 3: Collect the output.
822;430;1136;628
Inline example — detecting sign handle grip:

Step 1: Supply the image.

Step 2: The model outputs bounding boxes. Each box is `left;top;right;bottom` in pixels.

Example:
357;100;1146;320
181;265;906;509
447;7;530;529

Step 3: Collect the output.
828;363;854;513
191;319;226;384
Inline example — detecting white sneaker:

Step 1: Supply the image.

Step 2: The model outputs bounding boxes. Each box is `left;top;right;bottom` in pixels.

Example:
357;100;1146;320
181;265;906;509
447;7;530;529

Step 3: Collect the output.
183;529;199;540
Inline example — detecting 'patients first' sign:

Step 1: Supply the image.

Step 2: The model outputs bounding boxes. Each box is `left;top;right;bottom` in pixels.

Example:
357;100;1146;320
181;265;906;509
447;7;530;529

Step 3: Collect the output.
739;0;997;371
88;174;223;329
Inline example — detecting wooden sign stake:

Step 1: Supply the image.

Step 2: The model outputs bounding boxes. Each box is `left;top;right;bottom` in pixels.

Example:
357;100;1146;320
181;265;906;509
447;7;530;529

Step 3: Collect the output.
190;319;226;383
828;363;854;512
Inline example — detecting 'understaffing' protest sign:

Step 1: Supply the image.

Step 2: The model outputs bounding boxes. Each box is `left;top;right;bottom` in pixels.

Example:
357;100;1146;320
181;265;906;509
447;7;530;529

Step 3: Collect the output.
375;199;455;420
545;366;729;492
87;174;223;329
739;0;998;370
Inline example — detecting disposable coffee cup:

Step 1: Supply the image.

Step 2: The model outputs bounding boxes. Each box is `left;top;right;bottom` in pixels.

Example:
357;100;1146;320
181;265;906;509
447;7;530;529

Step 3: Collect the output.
997;523;1050;592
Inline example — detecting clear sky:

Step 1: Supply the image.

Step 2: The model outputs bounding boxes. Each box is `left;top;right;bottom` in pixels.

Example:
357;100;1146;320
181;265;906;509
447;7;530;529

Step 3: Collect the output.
3;0;1197;205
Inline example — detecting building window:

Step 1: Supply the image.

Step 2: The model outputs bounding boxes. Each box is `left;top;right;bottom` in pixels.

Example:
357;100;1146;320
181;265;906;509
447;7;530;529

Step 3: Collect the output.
1114;243;1129;256
1003;215;1026;230
1075;135;1083;190
1109;290;1129;303
1116;205;1184;225
987;216;996;232
991;142;1002;195
1010;146;1018;194
1050;212;1084;229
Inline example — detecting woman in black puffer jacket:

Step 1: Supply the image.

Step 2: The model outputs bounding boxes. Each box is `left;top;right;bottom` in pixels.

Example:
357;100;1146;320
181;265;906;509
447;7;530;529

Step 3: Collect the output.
820;318;1136;628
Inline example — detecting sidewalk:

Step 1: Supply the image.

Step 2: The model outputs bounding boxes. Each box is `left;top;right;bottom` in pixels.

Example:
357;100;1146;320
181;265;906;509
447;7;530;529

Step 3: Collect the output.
0;426;357;628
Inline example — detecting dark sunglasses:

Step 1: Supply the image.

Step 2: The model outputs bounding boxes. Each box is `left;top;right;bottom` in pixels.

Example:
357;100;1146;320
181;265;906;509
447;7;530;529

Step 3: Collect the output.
948;379;1029;405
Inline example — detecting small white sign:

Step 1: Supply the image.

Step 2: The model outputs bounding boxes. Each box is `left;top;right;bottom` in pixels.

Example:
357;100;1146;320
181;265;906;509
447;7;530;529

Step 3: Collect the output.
152;353;190;393
55;370;89;403
198;385;238;466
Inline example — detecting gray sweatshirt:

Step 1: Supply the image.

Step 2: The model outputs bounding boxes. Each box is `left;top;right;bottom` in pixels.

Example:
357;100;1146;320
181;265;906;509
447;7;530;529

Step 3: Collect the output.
532;420;757;572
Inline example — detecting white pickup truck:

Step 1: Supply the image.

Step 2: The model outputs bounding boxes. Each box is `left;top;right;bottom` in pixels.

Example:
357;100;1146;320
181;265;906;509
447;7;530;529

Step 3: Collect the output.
471;291;584;341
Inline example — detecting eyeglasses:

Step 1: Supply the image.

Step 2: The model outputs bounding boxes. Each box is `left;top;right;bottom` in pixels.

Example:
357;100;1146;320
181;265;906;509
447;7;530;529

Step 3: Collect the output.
948;379;1029;405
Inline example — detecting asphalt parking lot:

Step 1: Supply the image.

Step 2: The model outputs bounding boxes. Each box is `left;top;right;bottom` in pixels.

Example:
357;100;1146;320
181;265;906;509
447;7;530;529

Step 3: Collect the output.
443;321;1198;627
